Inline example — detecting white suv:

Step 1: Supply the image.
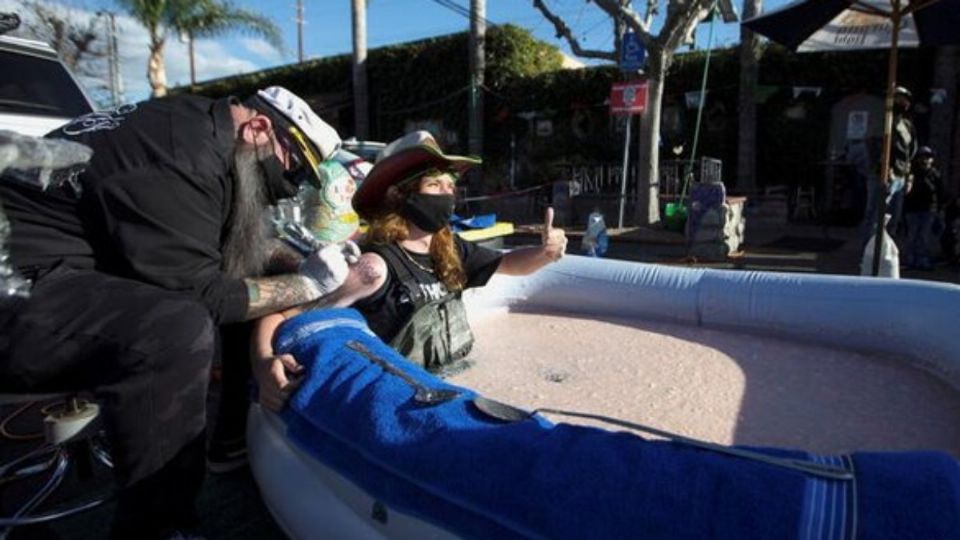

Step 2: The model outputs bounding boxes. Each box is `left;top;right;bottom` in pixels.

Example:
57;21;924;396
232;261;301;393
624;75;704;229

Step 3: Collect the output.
0;33;95;136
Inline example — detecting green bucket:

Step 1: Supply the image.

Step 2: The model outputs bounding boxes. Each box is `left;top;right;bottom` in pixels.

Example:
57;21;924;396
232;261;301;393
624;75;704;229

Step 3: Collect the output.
664;202;687;231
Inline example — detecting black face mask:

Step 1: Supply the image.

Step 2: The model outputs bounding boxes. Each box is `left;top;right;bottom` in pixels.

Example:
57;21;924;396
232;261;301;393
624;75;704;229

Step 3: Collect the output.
402;192;456;233
259;154;307;204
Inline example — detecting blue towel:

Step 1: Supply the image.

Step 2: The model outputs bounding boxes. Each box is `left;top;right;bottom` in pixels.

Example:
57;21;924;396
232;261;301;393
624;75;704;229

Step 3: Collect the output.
450;213;497;232
276;308;960;540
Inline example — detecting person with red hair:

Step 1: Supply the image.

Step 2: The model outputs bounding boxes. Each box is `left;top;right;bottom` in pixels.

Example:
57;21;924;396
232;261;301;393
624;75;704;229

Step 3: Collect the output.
253;131;567;410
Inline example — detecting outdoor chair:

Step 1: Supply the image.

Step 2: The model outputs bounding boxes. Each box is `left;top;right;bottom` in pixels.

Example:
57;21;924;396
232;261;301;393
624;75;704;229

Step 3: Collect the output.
793;185;817;221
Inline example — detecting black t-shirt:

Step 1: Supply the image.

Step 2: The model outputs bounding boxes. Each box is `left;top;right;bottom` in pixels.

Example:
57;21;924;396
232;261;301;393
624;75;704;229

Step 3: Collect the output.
905;167;943;213
0;95;248;323
354;236;502;343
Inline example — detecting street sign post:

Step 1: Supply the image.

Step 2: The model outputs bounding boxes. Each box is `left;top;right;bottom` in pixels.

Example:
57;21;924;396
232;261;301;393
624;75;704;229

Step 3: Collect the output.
619;32;646;73
609;79;648;229
610;81;648;115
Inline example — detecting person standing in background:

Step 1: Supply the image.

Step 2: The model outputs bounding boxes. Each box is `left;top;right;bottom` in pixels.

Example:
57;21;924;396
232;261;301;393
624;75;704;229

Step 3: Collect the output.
904;146;944;270
861;86;918;249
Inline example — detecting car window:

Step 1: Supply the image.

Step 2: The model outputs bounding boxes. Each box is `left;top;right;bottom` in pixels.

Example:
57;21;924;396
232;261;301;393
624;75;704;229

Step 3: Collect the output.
0;49;93;117
342;140;385;163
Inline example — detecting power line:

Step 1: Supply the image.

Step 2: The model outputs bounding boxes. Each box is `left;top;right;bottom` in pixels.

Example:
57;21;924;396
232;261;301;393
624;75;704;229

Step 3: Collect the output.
434;0;470;18
427;0;495;27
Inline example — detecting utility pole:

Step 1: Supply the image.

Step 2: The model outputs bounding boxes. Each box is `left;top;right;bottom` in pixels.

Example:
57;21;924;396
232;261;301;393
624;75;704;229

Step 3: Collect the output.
98;10;123;107
186;31;196;87
351;0;369;139
296;0;305;62
468;0;485;192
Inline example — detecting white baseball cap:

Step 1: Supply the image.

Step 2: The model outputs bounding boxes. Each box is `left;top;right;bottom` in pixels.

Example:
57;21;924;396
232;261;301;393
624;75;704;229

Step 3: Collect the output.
253;86;342;161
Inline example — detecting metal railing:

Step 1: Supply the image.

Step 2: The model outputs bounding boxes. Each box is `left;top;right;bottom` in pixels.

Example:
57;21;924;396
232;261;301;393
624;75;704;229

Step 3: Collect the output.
660;157;723;199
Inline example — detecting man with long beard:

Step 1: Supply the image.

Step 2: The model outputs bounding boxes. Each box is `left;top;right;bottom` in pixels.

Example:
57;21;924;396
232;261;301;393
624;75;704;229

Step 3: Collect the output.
0;86;350;539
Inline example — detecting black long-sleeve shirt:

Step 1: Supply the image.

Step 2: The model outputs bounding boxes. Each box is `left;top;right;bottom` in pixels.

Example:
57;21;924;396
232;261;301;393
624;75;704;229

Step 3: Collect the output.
905;166;944;214
0;95;249;323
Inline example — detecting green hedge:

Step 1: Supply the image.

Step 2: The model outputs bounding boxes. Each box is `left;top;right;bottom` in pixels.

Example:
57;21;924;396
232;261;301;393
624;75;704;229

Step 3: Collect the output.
185;29;936;193
186;24;562;153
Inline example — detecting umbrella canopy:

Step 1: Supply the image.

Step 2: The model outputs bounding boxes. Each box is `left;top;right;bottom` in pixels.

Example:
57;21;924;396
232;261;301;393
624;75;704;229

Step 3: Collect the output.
743;0;960;51
743;0;960;276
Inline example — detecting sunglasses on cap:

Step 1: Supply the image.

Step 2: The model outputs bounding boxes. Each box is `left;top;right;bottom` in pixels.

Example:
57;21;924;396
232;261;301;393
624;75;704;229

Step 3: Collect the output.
274;125;322;187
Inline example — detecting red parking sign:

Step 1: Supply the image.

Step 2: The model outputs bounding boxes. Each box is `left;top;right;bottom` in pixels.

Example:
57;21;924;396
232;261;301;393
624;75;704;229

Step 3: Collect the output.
610;81;648;114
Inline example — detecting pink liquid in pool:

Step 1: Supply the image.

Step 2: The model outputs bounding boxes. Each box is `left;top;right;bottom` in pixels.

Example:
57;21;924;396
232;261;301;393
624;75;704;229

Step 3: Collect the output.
450;312;960;456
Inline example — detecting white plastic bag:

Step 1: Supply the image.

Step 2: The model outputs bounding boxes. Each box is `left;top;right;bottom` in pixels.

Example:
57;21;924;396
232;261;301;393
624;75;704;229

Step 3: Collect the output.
860;215;900;278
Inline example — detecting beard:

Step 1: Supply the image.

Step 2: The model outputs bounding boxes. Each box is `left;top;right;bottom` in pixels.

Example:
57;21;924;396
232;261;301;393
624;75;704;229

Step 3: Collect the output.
222;143;272;279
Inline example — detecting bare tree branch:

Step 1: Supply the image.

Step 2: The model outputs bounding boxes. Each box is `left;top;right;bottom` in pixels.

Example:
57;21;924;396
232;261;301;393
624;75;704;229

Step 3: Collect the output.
15;0;106;70
642;0;660;28
531;0;617;61
663;0;714;51
591;0;656;49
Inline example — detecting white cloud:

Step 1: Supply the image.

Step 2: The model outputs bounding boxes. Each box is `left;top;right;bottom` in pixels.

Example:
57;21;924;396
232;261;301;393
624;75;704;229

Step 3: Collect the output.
240;37;282;62
145;37;261;89
113;15;266;102
2;0;273;103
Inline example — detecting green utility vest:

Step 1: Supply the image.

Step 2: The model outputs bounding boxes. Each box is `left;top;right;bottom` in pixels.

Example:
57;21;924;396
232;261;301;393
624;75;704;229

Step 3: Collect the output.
379;245;475;373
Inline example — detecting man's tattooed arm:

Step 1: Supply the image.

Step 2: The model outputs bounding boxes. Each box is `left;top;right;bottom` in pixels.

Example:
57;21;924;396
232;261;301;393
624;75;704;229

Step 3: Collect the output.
243;253;387;321
243;274;322;320
296;254;384;312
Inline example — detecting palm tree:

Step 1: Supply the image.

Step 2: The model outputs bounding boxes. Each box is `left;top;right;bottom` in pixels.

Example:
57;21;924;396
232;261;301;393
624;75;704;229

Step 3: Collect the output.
116;0;282;97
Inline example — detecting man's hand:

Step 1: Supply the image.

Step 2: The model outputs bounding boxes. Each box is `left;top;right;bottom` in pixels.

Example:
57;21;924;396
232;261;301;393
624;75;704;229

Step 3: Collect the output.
300;242;351;296
253;353;303;412
541;207;568;262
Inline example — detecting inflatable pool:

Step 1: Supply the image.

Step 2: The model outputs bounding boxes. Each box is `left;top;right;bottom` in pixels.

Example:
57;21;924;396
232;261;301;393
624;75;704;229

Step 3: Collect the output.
247;256;960;539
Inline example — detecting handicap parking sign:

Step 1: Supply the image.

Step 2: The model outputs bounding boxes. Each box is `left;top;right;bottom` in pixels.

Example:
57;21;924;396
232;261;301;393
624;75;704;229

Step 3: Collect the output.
620;32;646;73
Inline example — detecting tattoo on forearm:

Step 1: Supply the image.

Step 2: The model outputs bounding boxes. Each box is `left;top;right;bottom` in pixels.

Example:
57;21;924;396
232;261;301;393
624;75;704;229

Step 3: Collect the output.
245;275;320;320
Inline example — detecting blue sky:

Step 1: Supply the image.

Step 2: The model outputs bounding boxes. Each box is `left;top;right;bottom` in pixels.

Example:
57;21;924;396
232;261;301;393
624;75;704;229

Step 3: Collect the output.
3;0;789;103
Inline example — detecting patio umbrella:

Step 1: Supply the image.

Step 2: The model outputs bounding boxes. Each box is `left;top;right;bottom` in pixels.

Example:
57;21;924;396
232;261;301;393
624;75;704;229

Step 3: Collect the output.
743;0;960;275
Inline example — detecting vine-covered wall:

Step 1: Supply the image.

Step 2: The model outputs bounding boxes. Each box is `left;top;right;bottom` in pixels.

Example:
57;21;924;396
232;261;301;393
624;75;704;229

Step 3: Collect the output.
187;25;563;154
185;29;940;197
498;45;935;194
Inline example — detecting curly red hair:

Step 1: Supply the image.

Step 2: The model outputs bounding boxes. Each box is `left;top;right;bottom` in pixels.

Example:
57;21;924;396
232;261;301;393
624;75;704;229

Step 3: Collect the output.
364;174;465;291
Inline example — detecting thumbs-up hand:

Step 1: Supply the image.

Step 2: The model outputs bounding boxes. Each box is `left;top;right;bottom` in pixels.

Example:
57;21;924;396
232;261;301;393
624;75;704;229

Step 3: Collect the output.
541;207;567;262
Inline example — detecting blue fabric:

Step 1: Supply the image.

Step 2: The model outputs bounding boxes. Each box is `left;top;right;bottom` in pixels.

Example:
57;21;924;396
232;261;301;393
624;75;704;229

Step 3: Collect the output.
686;182;725;249
276;308;960;540
450;213;497;232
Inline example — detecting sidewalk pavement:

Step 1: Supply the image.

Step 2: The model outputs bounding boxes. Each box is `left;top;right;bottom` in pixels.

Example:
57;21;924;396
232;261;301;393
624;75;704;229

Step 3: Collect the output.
508;222;960;286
